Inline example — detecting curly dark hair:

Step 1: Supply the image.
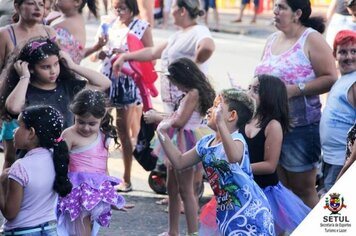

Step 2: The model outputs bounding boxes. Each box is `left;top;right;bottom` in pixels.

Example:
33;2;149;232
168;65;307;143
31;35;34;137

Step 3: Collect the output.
167;57;216;116
70;89;119;145
0;37;78;119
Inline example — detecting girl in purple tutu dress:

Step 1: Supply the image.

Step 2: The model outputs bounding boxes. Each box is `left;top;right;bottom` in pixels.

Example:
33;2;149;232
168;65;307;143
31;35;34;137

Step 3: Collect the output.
57;89;125;236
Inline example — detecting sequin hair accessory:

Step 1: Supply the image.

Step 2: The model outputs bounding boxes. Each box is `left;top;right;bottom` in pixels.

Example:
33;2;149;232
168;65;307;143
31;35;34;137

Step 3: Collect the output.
28;41;48;55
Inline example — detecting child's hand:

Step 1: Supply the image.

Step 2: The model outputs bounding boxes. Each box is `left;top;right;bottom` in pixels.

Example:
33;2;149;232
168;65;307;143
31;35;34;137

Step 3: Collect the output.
95;35;108;49
157;117;174;134
214;96;226;125
59;51;75;69
112;54;125;76
14;60;30;79
143;109;160;124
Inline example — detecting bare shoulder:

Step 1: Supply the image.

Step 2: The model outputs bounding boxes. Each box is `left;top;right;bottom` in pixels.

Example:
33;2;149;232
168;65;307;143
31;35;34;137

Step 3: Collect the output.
43;25;57;38
265;119;282;135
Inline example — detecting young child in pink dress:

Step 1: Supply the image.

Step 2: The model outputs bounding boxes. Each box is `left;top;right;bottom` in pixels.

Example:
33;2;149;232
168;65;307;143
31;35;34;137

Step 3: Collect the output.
57;89;125;236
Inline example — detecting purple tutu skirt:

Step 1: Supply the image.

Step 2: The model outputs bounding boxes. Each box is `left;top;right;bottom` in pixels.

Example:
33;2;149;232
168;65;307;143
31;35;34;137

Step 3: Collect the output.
57;172;126;235
263;182;310;235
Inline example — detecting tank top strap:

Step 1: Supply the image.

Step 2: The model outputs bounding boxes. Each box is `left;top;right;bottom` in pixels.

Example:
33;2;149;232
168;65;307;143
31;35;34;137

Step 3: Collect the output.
264;32;279;58
7;25;17;47
297;28;316;48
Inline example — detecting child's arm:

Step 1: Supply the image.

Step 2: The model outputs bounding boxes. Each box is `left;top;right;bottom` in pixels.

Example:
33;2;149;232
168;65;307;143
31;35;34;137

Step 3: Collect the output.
61;128;74;150
251;120;282;175
5;60;31;115
0;169;24;221
215;101;244;164
59;51;111;92
84;35;108;58
157;119;201;170
170;90;199;129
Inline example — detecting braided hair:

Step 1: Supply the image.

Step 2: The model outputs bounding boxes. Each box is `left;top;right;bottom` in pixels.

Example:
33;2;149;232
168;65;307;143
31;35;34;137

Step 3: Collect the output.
21;105;72;197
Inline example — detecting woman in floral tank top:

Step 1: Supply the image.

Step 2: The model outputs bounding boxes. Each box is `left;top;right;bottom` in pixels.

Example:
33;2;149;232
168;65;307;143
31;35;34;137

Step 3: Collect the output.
255;0;337;209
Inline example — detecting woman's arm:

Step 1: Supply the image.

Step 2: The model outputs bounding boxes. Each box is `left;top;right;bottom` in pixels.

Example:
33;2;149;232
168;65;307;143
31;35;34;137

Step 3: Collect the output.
287;32;337;99
112;42;167;74
59;51;111;91
0;30;11;72
5;61;31;115
326;0;337;23
157;120;201;170
195;38;215;64
251;120;282;175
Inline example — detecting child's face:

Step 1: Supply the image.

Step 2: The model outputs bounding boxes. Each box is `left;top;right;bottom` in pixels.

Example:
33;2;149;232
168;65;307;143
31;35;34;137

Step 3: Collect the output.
247;78;260;107
113;0;132;23
13;115;31;149
74;113;102;138
336;42;356;75
55;0;74;13
43;0;53;18
18;0;45;23
206;95;230;130
33;55;60;86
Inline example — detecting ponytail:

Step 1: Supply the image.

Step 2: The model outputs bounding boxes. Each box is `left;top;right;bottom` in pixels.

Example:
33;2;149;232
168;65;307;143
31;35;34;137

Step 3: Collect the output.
52;139;72;197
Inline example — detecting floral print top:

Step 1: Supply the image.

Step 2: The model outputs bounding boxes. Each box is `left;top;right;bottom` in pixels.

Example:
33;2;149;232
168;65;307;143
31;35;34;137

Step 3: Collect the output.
255;28;321;127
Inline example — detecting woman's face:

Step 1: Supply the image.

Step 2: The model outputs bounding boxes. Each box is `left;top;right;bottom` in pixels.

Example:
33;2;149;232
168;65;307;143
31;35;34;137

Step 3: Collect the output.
171;1;184;26
16;0;45;23
273;0;296;30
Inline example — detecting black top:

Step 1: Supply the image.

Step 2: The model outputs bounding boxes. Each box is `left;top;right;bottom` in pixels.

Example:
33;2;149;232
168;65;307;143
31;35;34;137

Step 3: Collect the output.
26;79;86;128
240;124;279;188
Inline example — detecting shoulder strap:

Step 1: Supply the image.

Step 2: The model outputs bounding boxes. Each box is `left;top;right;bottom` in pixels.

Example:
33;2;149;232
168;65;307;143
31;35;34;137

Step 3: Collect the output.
129;19;139;31
43;25;51;38
7;25;17;47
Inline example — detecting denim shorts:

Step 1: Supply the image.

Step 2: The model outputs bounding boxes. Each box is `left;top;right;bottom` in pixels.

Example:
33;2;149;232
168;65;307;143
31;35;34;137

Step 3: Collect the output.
0;119;18;141
204;0;216;10
322;161;343;192
280;122;321;172
110;75;139;106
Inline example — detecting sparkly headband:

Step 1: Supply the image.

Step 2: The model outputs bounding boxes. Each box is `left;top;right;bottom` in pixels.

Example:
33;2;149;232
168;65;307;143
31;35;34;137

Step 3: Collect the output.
28;36;57;55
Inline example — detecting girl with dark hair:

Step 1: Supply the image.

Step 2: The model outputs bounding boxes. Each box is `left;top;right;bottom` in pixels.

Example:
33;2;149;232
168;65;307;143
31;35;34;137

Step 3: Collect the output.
156;88;275;236
0;105;72;235
0;37;111;128
144;58;215;236
57;89;126;236
255;0;338;208
242;75;310;235
92;0;153;193
51;0;105;64
0;0;56;170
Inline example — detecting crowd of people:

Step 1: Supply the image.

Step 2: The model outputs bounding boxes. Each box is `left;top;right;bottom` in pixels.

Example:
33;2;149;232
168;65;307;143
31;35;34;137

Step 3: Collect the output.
0;0;355;235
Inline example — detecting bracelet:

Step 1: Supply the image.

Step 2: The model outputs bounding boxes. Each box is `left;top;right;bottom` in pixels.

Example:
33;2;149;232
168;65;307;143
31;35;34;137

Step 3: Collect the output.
19;75;30;80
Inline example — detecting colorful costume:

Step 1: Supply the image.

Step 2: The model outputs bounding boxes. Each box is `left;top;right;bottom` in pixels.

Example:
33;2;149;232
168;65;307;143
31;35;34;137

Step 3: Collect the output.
196;131;275;236
57;132;125;235
54;26;85;64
